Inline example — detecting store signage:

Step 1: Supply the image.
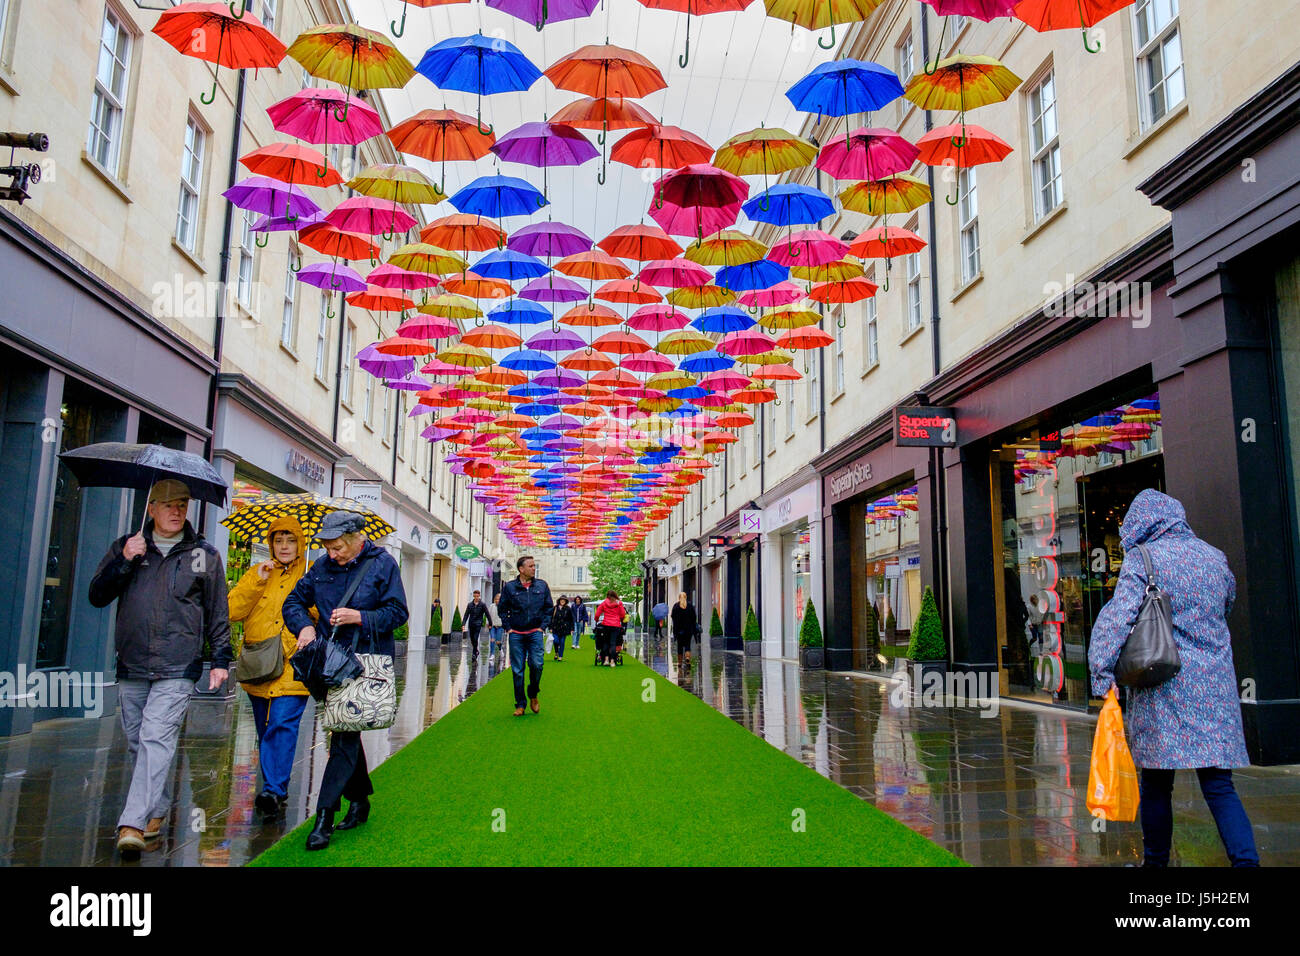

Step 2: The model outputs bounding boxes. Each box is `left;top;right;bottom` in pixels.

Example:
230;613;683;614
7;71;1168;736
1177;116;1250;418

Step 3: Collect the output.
343;479;383;510
895;407;957;447
684;549;700;558
658;560;681;578
432;535;452;554
454;544;480;560
775;497;793;525
709;535;728;547
739;509;762;533
827;459;874;504
469;559;489;576
285;449;326;485
905;555;921;569
884;562;902;579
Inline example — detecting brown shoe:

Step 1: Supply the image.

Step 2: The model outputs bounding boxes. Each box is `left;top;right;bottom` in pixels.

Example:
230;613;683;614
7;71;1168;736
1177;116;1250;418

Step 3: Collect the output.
513;707;525;717
144;817;164;840
116;827;146;855
529;696;539;713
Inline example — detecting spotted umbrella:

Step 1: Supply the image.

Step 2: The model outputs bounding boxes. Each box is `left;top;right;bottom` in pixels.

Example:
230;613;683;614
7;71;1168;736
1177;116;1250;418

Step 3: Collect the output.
221;493;395;544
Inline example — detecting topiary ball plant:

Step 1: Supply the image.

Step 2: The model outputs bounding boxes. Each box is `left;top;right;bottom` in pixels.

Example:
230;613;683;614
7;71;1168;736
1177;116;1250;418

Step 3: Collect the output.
798;598;823;648
710;607;723;637
907;586;946;662
743;604;761;643
863;602;879;658
393;622;409;642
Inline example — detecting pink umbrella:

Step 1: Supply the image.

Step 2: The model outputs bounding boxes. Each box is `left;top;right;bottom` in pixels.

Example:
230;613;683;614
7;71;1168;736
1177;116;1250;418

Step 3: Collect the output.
622;353;675;374
637;258;713;289
420;359;477;377
649;164;749;241
718;329;777;356
268;88;384;145
815;127;919;181
627;304;692;331
768;229;849;266
397;314;460;339
367;263;441;291
694;392;732;407
700;369;751;390
325;196;418;236
737;281;805;308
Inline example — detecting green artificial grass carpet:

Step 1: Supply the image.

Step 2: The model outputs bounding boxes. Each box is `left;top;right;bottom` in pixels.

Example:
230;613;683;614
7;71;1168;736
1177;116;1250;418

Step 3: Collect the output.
251;639;962;867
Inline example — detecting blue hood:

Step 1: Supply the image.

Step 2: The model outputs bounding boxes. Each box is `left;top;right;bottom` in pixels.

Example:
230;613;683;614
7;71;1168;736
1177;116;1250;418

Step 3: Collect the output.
1120;489;1194;550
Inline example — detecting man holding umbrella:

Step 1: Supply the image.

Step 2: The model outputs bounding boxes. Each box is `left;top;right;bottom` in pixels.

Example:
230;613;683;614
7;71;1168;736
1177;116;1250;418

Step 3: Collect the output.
88;479;232;858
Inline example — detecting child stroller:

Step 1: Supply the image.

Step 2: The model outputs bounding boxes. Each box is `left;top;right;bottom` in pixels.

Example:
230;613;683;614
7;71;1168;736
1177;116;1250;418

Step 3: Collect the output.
593;624;625;666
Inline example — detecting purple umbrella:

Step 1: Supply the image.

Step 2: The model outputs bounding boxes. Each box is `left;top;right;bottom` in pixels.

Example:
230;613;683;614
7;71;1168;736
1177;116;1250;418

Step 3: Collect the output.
357;344;415;379
527;328;585;352
485;0;600;31
545;456;583;467
296;263;367;293
421;425;459;441
252;211;325;233
532;367;584;389
508;221;593;259
542;413;582;430
385;372;433;391
489;122;599;200
518;274;588;303
223;176;321;219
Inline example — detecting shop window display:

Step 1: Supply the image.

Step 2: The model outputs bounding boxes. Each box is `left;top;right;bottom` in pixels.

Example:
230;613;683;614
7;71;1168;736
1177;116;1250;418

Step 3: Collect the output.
864;485;920;647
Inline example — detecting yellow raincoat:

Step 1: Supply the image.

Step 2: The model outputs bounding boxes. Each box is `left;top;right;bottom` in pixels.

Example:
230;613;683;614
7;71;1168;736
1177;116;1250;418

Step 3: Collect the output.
228;515;315;698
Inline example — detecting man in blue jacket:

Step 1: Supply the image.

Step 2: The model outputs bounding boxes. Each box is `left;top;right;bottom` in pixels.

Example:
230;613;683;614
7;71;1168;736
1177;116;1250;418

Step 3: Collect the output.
497;554;553;717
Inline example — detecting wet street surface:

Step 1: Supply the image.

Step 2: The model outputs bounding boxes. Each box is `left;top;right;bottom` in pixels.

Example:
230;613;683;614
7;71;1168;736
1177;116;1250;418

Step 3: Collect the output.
1;633;1296;866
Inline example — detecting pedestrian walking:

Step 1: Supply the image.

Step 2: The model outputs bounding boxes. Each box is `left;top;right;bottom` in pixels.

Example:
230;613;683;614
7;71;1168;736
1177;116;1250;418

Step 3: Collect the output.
283;512;408;852
550;597;574;661
88;479;231;857
1026;593;1045;656
1088;489;1259;867
464;589;488;659
497;555;554;716
652;599;669;643
594;589;627;667
487;594;505;656
227;515;312;821
670;592;699;669
572;595;589;649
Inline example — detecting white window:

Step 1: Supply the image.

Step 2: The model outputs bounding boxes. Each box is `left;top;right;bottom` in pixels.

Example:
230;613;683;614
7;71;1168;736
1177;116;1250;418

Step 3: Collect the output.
833;310;845;393
864;286;879;368
280;256;297;348
259;0;278;33
175;115;204;252
785;382;794;432
958;167;980;283
364;372;375;427
896;32;914;84
1028;70;1063;220
88;5;132;175
0;0;10;52
342;320;355;405
1134;0;1184;129
382;384;392;444
574;566;584;583
806;347;820;417
905;233;923;332
951;15;969;34
301;68;313;89
766;390;776;439
237;208;256;308
314;295;329;379
397;392;407;459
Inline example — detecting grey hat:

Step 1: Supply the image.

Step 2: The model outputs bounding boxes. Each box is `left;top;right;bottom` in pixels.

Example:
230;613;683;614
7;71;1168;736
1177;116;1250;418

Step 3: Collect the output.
319;510;367;540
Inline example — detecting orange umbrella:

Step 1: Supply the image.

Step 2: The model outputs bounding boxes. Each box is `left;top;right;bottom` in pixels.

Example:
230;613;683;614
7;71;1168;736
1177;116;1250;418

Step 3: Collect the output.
421;214;506;252
916;124;1012;203
375;335;435;355
777;327;835;350
849;226;926;259
1015;0;1134;53
560;303;623;326
556;250;632;280
807;276;878;304
152;2;287;105
442;272;515;300
598;224;683;262
596;280;662;304
550;97;657;132
297;223;380;261
461;323;523;349
592;330;652;354
385;108;495;193
346;286;415;312
239;142;341;186
545;45;668;99
609;125;714;171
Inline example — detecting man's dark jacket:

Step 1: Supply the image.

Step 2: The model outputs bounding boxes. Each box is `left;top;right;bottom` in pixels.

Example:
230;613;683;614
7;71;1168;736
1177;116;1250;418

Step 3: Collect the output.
283;540;409;656
88;519;232;681
670;601;698;636
498;576;554;633
464;599;488;629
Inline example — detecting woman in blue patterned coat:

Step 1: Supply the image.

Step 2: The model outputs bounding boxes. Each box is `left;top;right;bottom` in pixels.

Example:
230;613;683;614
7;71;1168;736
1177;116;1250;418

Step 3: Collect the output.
1088;489;1258;866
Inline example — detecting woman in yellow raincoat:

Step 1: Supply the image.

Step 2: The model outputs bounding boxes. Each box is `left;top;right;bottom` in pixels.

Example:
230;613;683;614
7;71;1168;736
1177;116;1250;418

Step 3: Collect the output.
229;515;314;820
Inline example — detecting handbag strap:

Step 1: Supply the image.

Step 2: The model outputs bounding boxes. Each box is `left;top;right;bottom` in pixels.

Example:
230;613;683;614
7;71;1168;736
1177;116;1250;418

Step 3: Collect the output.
1134;544;1160;592
328;552;376;651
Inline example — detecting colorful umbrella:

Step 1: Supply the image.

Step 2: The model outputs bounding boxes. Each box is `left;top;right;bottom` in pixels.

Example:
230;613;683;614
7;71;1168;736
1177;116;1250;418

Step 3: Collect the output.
713;127;818;201
786;59;905;122
490;121;600;199
649;164;750;240
152;2;286;105
815;127;919;181
416;34;542;134
741;183;834;225
683;230;767;267
422;213;506;252
599;224;684;262
266;89;383;180
237;143;336;224
450;174;548;218
388;0;472;37
346;164;446;205
609;125;715;171
519;275;590;303
763;0;886;49
916;124;1013;202
221;493;395;544
487;0;600;30
286;24;415;121
636;0;757;67
385;108;496;194
296;263;367;294
297;222;380;262
918;0;1019;68
715;258;790;291
324;196;418;237
471;249;551;282
1015;0;1135;53
838;173;932;216
222;175;320;219
905;53;1022;149
508;222;593;259
768;229;849;266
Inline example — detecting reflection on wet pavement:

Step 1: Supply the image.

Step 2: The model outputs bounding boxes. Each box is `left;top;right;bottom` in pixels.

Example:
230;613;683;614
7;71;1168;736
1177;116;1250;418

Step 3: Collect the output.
640;635;1300;867
2;633;1296;867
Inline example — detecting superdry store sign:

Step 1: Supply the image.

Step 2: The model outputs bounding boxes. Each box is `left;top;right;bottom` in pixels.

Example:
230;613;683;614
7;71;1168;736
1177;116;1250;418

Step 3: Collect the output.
895;407;957;447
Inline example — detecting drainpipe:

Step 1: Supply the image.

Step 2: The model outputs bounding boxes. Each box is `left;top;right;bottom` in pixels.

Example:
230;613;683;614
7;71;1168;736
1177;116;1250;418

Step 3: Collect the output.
201;67;247;529
329;139;359;496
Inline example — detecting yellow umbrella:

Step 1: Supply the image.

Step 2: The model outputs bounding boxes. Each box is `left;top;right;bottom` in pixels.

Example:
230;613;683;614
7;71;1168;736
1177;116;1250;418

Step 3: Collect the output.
419;293;482;320
904;54;1022;114
683;230;768;267
436;343;493;368
762;307;822;330
655;330;715;355
647;370;697;390
791;259;865;283
286;24;415;121
713;127;818;199
839;173;932;217
347;164;447;205
390;243;467;275
667;284;736;309
763;0;885;49
737;348;795;366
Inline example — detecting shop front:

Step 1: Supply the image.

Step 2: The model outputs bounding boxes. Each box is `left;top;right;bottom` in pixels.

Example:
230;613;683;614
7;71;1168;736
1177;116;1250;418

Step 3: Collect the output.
758;472;821;660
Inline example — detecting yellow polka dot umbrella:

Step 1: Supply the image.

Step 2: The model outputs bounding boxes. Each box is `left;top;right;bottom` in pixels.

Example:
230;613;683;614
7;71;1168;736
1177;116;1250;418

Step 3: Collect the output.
221;492;395;545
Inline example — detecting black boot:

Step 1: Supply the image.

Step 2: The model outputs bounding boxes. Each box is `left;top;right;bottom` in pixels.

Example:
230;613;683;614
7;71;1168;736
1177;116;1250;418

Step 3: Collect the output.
335;797;370;831
305;808;334;851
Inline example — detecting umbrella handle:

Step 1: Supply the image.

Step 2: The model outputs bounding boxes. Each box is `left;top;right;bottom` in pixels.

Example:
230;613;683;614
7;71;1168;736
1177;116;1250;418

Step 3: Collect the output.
817;21;837;51
229;0;248;18
536;0;548;30
382;228;395;241
924;16;949;76
497;233;505;250
947;181;959;205
334;102;351;124
255;232;269;248
476;103;494;137
327;297;336;319
290;254;302;273
597;165;606;186
774;396;781;406
836;313;846;329
200;77;217;105
678;17;691;69
1079;0;1102;53
552;319;560;333
881;273;890;293
391;4;407;37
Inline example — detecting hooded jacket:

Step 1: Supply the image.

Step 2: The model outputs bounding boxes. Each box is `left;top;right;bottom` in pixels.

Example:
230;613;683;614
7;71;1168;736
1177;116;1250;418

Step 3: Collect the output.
1088;489;1250;769
282;539;409;657
228;515;315;698
88;519;232;681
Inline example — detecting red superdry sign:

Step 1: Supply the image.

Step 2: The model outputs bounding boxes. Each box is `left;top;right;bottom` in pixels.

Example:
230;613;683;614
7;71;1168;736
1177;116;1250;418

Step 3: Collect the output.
894;406;958;447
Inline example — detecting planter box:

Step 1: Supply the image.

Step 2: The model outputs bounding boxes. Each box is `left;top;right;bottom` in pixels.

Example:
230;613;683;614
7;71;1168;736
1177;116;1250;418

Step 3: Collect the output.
725;635;742;651
744;640;762;657
799;647;825;669
393;641;409;657
190;662;236;701
444;631;462;645
709;635;724;649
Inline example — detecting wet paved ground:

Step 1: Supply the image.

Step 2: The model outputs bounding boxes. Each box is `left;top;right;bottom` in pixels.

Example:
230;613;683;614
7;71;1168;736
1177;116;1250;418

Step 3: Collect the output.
1;633;1296;866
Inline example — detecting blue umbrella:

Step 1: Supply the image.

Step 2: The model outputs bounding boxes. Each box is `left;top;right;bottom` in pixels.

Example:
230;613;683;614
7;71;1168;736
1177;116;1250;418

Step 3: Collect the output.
716;259;790;293
667;385;709;399
691;307;754;334
508;381;556;398
450;174;548;218
786;59;904;118
500;348;557;371
678;349;736;374
472;249;550;282
742;184;835;226
415;34;542;134
516;402;562;416
489;299;553;325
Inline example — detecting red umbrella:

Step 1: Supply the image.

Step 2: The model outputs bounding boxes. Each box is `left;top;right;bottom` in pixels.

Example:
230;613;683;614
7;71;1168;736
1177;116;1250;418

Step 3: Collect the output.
596;279;663;304
385;109;496;194
152;2;286;105
916;124;1012;202
649;164;750;241
637;258;713;289
609;125;715;171
1015;0;1135;53
636;0;757;67
598;224;684;261
239;142;341;186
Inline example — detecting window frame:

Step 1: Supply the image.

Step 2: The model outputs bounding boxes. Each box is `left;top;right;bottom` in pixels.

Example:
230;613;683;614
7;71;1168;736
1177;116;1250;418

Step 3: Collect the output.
313;295;329;381
863;279;879;369
237;207;257;310
341;320;355;408
958;166;980;284
175;113;205;253
280;251;298;350
1027;69;1064;221
904;219;923;333
896;30;915;86
87;3;133;176
832;308;845;394
1132;0;1184;130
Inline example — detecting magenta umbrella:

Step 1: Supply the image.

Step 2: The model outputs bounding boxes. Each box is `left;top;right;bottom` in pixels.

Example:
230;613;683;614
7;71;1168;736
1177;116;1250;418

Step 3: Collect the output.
737;282;805;309
627;304;692;331
815;127;919;181
397;314;460;339
325;196;418;236
649;164;750;241
920;1;1020;69
268;88;384;145
637;258;712;289
622;353;675;374
718;329;777;356
367;263;441;291
768;229;850;266
700;369;751;390
296;262;367;293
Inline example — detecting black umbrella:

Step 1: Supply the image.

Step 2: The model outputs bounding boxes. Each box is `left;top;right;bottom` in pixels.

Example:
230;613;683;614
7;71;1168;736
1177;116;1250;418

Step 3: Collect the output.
59;443;228;507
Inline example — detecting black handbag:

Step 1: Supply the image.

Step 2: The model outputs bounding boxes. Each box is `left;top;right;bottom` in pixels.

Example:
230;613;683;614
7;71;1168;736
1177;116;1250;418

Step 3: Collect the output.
289;555;373;700
1114;544;1181;688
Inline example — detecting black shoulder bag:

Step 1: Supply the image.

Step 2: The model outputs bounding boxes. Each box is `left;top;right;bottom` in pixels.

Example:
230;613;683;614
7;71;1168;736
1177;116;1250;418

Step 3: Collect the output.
290;555;373;699
1114;544;1181;688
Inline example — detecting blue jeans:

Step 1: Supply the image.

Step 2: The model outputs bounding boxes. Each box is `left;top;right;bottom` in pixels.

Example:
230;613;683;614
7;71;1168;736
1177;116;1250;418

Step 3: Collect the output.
248;693;309;799
488;626;504;653
573;622;585;648
509;630;544;708
1139;768;1260;867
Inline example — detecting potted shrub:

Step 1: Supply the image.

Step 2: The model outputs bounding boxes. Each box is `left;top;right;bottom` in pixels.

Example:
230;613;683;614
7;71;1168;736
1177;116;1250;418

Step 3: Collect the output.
709;607;724;649
743;604;762;657
862;602;880;670
884;607;897;645
798;598;824;668
393;621;409;656
449;606;463;644
428;606;443;647
905;585;948;690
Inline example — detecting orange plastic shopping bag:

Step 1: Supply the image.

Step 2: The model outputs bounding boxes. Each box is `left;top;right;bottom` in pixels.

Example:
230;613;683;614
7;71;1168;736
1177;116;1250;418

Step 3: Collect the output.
1086;687;1140;822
